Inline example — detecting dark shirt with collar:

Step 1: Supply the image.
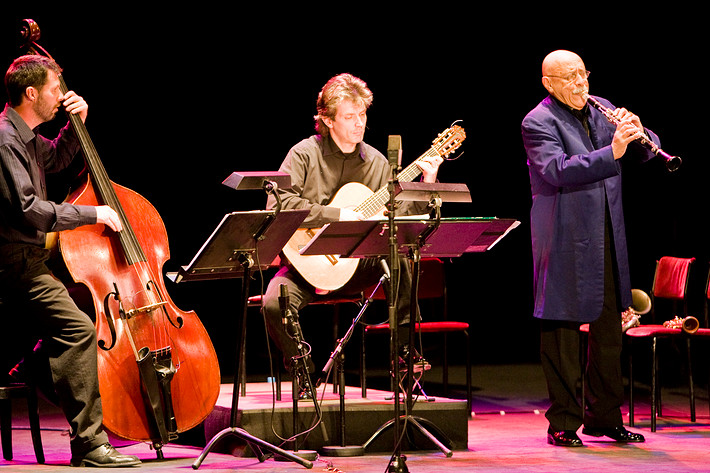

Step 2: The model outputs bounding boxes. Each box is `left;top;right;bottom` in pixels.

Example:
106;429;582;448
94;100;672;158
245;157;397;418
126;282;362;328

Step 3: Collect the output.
269;134;426;228
552;96;592;137
0;104;96;247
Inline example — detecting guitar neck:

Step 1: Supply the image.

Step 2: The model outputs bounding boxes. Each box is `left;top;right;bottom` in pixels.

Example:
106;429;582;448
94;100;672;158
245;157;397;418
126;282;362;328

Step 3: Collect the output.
354;148;440;219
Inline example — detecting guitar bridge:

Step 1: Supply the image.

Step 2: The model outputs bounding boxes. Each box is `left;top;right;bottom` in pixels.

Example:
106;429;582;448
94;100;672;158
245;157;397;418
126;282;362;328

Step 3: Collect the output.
306;228;338;266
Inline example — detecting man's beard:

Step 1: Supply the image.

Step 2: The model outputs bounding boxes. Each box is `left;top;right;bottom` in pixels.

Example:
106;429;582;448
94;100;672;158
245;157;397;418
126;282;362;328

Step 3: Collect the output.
33;97;59;123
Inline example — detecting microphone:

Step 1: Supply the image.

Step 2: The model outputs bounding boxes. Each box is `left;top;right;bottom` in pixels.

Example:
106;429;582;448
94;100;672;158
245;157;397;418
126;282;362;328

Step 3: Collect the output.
279;284;292;331
278;283;289;311
380;258;391;281
387;135;402;167
279;284;303;341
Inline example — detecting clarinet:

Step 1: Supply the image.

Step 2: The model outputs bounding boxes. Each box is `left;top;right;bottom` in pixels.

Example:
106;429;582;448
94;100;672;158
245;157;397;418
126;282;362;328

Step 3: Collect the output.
582;93;681;172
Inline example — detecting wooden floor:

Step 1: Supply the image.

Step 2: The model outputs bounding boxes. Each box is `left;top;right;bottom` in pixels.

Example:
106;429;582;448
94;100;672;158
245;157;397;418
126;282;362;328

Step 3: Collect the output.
2;363;709;472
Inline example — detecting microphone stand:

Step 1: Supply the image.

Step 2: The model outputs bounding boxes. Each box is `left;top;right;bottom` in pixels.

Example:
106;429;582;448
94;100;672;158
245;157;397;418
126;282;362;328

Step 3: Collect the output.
318;269;388;457
365;154;454;471
279;284;319;462
362;204;453;464
385;139;406;473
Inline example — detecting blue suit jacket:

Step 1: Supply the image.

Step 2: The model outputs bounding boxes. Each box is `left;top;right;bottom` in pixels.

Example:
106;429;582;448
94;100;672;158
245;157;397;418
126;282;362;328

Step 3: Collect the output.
521;95;658;322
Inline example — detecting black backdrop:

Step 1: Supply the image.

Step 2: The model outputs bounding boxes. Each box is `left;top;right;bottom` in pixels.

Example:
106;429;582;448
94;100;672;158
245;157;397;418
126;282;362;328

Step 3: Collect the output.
1;8;706;378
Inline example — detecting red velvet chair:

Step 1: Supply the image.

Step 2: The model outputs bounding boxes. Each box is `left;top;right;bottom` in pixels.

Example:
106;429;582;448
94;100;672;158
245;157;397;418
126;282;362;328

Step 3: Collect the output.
625;256;710;431
235;255;362;396
244;291;362;398
359;258;471;413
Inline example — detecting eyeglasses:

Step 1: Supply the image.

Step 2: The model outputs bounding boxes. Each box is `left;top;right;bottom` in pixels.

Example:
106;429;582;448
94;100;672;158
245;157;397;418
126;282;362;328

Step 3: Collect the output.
546;70;591;83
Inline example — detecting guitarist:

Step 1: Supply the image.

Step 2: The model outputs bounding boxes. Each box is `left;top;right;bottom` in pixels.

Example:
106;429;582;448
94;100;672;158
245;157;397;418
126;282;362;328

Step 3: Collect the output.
261;73;443;397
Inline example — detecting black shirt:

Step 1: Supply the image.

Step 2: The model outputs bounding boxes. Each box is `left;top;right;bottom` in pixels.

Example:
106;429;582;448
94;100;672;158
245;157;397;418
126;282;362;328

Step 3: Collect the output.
0;105;96;247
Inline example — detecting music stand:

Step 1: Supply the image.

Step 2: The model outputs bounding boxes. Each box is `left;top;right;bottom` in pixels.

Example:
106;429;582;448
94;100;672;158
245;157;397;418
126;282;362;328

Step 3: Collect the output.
393;181;472;204
172;204;313;469
302;213;519;467
300;217;519;260
222;171;292;214
300;178;504;260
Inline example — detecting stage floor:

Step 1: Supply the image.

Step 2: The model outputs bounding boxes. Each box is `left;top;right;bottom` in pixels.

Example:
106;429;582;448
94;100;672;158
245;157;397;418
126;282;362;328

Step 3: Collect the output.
2;364;709;472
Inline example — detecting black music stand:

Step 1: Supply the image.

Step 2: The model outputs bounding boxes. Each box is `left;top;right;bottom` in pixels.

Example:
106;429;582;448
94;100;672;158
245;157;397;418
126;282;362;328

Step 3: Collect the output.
301;214;519;467
224;171;290;395
222;171;292;214
300;217;519;261
172;206;313;470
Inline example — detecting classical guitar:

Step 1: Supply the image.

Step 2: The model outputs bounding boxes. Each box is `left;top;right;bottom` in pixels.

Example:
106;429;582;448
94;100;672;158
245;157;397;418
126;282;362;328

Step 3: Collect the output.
281;125;466;291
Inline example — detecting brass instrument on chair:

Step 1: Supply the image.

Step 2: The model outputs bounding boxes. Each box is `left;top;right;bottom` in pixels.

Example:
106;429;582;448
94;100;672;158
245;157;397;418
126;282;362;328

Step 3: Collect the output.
621;308;641;332
581;93;681;172
621;289;652;332
663;315;700;334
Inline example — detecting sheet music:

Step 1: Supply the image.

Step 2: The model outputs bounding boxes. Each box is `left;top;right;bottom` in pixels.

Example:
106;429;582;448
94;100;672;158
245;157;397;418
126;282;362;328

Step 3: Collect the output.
300;217;520;258
470;219;520;252
170;209;309;283
184;212;235;270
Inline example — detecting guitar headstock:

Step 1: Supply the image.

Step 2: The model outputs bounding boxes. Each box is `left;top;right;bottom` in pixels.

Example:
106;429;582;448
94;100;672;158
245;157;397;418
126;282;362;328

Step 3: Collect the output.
431;125;466;158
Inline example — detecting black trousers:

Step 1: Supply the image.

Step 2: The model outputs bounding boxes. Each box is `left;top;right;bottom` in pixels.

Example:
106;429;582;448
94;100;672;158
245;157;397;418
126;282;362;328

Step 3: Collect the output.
0;243;109;457
262;255;414;373
539;214;624;432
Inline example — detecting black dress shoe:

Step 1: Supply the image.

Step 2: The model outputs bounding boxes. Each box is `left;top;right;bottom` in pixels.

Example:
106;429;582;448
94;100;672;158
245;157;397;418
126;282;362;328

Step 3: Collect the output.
582;426;645;443
547;428;583;447
71;443;141;467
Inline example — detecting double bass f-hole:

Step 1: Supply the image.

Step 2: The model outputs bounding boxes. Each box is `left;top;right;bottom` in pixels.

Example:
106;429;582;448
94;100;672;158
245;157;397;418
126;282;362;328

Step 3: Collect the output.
145;279;182;328
98;284;120;351
98;282;175;352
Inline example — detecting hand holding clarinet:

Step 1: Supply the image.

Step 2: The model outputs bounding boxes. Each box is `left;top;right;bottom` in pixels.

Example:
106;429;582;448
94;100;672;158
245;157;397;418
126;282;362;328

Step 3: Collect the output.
581;92;681;171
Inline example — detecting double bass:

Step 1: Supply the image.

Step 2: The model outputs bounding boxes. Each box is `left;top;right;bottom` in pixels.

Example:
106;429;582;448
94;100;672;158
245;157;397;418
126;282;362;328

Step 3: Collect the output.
20;20;220;455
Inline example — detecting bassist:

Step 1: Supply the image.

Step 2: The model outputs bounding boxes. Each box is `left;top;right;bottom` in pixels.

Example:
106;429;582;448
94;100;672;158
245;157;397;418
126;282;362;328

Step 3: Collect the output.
0;55;140;467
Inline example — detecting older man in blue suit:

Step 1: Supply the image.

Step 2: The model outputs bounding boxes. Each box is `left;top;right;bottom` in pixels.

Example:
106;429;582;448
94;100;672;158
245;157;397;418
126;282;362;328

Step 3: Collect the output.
522;50;655;447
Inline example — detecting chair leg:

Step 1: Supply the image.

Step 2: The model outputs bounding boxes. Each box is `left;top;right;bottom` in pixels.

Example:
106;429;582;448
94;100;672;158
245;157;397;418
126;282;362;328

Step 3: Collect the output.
628;339;635;427
687;338;696;422
465;330;471;415
656;339;663;419
0;398;12;461
580;332;588;415
442;332;449;397
25;387;44;464
651;337;658;432
360;327;367;398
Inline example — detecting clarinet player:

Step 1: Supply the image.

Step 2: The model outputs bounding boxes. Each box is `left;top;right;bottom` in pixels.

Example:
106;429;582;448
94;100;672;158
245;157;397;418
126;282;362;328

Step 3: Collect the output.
521;49;656;447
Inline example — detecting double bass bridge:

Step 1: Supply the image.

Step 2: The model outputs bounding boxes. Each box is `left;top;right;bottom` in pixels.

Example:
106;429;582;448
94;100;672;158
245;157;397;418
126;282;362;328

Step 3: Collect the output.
124;301;168;320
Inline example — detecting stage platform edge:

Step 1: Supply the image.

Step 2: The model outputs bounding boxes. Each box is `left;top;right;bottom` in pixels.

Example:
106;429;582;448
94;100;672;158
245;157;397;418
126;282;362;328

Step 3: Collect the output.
201;381;469;456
